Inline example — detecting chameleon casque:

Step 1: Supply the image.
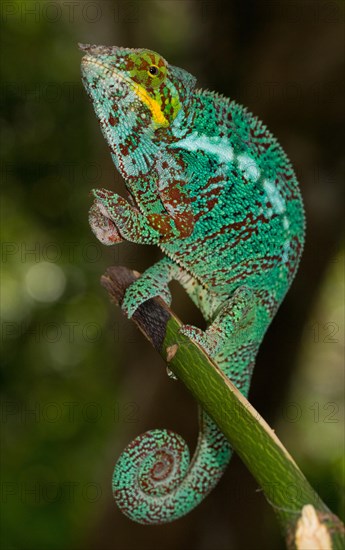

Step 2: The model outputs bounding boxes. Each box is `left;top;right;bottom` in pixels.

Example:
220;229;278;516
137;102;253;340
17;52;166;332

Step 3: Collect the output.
80;43;305;524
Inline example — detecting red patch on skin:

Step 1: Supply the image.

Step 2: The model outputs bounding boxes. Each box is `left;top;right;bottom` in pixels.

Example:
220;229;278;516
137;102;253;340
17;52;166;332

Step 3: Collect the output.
148;213;172;235
119;143;129;156
175;157;185;168
147;53;155;65
175;212;194;238
109;115;116;126
169;188;184;201
125;60;135;70
207;175;224;186
207;198;218;210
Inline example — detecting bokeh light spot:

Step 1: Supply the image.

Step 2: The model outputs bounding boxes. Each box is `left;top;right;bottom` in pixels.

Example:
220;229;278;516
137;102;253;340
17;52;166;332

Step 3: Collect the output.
25;262;66;302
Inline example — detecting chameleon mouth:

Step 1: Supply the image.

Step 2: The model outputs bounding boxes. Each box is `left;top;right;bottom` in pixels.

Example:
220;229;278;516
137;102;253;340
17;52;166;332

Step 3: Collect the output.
81;56;169;127
81;56;129;96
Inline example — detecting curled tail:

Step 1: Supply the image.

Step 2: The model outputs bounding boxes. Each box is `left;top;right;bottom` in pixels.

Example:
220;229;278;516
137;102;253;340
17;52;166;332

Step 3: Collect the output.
112;410;231;524
113;287;261;524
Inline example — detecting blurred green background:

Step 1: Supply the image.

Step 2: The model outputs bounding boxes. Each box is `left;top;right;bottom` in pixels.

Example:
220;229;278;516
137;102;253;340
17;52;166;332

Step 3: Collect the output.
1;1;344;549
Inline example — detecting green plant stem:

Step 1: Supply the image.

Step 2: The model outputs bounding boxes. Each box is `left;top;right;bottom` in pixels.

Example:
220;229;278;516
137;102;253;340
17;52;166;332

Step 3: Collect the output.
101;265;344;549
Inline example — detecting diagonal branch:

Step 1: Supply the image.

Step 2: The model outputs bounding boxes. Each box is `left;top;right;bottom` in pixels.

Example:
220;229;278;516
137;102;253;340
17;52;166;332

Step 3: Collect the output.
101;265;344;549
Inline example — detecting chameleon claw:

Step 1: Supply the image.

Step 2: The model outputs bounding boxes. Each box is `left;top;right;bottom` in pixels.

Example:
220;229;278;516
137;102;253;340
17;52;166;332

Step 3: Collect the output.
121;302;137;320
179;324;219;357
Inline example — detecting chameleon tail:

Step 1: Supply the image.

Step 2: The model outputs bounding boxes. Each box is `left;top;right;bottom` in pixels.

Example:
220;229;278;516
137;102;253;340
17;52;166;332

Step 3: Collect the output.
113;277;260;523
112;410;231;524
113;294;259;524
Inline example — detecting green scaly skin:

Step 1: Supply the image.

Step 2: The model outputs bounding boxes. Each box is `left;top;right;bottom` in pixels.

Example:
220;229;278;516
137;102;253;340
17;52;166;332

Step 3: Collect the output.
80;43;305;524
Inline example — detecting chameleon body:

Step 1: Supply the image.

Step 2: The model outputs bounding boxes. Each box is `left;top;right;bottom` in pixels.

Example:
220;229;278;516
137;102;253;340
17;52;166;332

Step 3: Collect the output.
80;44;305;524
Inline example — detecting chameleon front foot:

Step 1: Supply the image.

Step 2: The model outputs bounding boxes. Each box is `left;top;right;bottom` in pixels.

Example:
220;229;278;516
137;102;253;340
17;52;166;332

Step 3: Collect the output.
121;257;175;318
91;188;162;245
89;202;123;245
122;279;172;318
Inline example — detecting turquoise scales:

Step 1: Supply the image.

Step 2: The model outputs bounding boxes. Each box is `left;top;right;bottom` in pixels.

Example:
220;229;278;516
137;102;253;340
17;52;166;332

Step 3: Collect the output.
80;44;305;524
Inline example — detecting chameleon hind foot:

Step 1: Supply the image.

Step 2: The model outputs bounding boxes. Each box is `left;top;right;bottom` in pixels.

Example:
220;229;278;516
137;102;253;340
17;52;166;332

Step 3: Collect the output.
179;286;255;358
179;325;219;357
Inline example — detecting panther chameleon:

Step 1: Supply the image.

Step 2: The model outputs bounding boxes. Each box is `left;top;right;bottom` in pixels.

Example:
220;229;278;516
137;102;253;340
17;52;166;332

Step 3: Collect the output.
80;43;305;524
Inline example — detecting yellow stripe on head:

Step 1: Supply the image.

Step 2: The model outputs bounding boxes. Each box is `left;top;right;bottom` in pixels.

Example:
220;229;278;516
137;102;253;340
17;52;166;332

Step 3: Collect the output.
132;82;169;127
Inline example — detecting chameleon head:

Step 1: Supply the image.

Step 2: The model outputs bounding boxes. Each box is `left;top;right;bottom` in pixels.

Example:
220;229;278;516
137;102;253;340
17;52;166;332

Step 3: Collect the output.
79;43;196;139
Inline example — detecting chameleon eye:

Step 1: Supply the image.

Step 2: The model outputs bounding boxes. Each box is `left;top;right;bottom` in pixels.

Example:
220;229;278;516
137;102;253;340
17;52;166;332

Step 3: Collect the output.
148;65;159;77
